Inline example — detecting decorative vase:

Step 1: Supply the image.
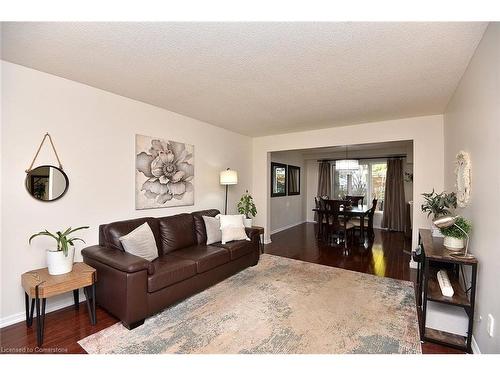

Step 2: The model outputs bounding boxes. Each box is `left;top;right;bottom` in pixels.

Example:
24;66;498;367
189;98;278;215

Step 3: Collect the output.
443;236;465;250
46;247;75;275
243;218;253;228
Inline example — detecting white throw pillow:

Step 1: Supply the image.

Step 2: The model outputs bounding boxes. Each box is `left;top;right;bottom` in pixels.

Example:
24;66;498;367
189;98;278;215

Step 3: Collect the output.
216;214;250;244
202;215;222;245
218;214;245;229
119;222;159;261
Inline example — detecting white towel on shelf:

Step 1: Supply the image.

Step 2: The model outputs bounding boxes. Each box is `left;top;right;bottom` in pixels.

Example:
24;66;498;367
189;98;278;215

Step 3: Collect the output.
437;269;454;297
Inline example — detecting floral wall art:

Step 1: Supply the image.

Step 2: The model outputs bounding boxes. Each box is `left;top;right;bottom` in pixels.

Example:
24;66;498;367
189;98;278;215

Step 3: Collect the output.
135;134;194;209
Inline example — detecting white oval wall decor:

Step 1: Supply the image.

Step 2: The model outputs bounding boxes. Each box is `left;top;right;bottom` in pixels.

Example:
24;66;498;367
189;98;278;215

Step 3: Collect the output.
455;150;471;208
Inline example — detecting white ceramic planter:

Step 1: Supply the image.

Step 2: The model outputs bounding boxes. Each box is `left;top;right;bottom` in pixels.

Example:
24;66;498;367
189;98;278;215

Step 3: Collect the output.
46;247;75;275
443;236;465;250
243;218;253;228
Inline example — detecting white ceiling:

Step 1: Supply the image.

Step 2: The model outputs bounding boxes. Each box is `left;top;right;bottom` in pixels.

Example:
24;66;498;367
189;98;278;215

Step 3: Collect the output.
1;22;488;136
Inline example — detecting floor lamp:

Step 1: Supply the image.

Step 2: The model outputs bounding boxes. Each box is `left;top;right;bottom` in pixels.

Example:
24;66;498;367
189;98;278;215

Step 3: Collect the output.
220;168;238;214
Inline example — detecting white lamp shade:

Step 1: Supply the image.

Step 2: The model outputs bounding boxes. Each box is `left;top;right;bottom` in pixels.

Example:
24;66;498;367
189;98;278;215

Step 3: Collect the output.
335;159;359;171
220;169;238;185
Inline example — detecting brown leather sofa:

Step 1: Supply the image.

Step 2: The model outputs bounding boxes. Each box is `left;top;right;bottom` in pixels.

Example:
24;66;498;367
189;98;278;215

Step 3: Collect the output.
82;209;261;329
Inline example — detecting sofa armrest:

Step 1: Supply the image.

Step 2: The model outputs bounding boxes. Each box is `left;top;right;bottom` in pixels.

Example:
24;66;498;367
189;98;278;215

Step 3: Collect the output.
82;245;155;275
245;227;262;244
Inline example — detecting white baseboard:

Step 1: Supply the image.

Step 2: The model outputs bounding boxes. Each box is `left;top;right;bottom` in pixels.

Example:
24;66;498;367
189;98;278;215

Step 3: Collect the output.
270;221;305;235
0;295;86;329
471;335;481;354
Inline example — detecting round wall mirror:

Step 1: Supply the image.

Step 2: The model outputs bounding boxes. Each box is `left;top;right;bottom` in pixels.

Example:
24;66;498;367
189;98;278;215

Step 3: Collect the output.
25;165;69;202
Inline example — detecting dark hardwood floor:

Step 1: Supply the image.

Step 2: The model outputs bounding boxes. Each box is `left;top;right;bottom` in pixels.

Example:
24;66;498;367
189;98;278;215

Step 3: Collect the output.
0;223;463;354
266;222;413;280
0;302;118;354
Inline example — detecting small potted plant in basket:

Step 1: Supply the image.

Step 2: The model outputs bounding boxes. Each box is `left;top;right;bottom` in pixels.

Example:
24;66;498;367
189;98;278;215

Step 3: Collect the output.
237;190;257;228
421;190;457;236
439;216;471;250
29;226;89;275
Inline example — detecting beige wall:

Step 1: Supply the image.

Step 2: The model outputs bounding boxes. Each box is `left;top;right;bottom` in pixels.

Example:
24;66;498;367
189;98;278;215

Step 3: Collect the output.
304;160;320;223
252;115;444;249
269;151;305;233
0;62;252;326
443;23;500;354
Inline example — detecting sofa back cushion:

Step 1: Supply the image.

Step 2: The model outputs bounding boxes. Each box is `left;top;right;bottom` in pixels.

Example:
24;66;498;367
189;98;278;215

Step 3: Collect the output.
101;217;161;252
192;209;220;244
158;213;196;254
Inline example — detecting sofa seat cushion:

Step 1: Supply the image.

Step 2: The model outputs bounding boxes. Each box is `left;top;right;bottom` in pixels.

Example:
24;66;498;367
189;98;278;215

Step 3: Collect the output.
170;245;230;274
148;255;197;293
214;240;254;260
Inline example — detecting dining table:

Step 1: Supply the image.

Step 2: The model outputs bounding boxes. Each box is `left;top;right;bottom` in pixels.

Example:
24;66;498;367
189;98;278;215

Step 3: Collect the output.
313;204;372;243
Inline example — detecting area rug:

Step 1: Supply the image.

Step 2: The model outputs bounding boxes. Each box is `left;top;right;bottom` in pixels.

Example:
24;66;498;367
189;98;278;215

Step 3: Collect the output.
78;254;421;354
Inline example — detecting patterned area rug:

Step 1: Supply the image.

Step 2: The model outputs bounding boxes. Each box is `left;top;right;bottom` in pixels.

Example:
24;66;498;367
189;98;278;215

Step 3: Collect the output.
78;254;421;354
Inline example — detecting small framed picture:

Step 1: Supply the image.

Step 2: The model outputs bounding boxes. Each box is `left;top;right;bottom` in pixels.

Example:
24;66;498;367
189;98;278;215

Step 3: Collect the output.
271;162;287;197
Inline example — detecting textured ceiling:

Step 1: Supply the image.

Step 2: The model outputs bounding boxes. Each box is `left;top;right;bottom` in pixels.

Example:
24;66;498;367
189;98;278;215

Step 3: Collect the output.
1;22;488;136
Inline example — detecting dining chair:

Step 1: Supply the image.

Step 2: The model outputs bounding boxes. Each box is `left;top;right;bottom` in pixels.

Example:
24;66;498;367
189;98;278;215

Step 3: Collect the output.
323;199;354;249
314;197;326;239
314;196;320;209
345;195;364;206
351;199;378;239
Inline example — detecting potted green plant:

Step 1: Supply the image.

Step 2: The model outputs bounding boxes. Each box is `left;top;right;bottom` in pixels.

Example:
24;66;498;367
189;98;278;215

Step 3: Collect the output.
421;190;457;236
440;216;471;250
29;226;89;275
237;190;257;228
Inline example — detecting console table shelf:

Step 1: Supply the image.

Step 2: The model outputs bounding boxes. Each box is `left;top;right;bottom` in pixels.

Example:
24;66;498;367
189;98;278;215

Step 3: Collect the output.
424;327;467;350
417;229;478;353
426;266;471;307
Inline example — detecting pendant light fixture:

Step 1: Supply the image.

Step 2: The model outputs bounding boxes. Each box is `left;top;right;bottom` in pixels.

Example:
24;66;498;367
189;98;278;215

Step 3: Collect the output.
335;145;359;172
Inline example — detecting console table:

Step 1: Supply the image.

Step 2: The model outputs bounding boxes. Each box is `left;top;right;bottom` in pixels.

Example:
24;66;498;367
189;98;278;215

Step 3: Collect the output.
21;262;97;347
416;229;478;353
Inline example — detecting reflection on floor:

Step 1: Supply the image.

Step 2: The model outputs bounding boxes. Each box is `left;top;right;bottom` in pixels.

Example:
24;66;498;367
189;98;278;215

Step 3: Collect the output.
371;244;387;277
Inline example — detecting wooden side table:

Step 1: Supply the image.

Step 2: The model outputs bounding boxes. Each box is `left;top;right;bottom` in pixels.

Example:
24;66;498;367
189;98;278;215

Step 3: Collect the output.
21;262;97;347
251;226;265;253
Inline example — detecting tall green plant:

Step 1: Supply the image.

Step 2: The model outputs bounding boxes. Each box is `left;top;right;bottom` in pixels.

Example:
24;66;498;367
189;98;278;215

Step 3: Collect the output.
421;190;457;219
29;226;89;257
237;190;257;219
